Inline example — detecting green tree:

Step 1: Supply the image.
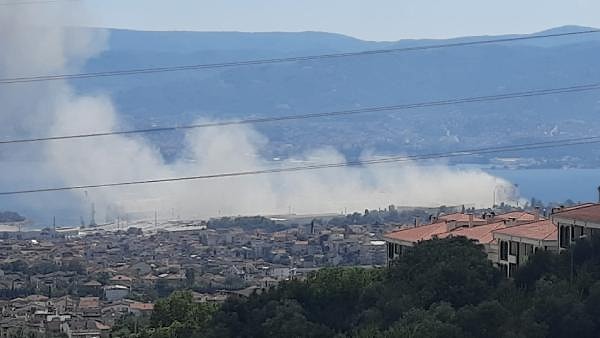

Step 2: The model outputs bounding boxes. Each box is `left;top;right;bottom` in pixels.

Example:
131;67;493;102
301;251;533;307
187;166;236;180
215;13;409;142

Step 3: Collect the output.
387;237;502;308
151;291;214;329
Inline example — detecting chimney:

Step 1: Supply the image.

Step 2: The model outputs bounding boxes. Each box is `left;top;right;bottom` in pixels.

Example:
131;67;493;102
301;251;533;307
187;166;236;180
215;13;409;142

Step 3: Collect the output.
414;217;420;228
468;214;474;228
597;185;600;203
534;207;540;221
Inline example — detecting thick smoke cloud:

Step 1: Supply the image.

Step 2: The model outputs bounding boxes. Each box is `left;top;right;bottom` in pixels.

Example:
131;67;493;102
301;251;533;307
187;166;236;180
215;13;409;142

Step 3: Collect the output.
0;4;519;226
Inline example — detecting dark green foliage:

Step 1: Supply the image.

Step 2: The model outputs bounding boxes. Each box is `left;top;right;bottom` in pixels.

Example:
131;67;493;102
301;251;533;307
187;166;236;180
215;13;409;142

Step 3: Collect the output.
386;237;501;308
151;291;214;329
113;291;216;338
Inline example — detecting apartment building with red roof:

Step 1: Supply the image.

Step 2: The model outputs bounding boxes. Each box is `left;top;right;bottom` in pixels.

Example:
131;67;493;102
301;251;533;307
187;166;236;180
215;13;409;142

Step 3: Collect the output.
492;219;558;277
551;203;600;250
384;211;539;263
385;201;600;278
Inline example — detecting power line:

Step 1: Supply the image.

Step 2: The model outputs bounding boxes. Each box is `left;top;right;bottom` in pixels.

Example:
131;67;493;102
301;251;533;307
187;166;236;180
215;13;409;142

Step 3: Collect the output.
1;29;599;85
2;82;600;145
0;0;78;6
1;136;599;196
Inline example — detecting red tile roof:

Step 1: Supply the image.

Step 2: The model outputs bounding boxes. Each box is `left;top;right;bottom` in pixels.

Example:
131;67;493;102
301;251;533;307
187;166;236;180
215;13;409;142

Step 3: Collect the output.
79;297;100;309
493;220;557;241
438;222;507;244
553;204;600;223
495;211;541;222
130;302;154;311
386;211;553;246
384;222;450;244
438;213;485;223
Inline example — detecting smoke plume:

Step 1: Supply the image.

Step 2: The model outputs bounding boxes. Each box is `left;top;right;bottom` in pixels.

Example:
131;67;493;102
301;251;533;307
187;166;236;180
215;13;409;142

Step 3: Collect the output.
0;4;519;226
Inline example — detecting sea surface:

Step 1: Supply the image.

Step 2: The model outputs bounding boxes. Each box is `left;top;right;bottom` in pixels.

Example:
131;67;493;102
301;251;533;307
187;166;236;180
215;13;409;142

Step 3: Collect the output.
485;168;600;204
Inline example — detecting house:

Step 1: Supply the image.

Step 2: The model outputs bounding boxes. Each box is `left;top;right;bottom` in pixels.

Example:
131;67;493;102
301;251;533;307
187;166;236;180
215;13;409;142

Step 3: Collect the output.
81;281;103;296
45;314;71;335
256;276;278;289
109;275;133;286
551;203;600;250
493;219;558;278
438;221;510;261
103;285;129;302
100;302;130;318
63;319;110;338
78;297;101;317
436;213;488;226
128;302;154;316
384;211;539;263
384;221;455;261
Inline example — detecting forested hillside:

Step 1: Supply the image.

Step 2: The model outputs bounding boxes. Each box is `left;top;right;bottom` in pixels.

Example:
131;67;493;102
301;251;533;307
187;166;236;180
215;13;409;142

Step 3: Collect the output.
0;211;25;223
74;26;600;166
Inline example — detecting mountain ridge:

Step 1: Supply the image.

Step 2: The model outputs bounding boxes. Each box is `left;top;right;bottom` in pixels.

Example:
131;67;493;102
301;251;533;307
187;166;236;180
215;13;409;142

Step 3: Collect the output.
74;26;600;166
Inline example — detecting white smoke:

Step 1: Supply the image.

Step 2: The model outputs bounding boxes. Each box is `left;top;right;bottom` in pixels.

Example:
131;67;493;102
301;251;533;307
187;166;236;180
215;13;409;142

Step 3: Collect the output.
0;4;519;226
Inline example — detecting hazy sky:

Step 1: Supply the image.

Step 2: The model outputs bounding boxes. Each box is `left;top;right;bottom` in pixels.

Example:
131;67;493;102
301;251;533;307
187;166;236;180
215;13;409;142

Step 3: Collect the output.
79;0;600;41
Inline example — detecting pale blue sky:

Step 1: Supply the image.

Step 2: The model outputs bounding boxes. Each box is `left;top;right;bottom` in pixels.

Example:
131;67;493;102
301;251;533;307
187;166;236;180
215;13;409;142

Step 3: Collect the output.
83;0;600;41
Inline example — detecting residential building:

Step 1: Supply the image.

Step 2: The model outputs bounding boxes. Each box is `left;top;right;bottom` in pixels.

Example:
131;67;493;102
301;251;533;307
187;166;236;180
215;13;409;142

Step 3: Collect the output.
551;204;600;250
384;211;539;263
492;219;558;277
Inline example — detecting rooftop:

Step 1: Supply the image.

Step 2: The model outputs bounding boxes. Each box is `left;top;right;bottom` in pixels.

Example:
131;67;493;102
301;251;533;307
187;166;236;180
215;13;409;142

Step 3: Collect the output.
494;211;541;222
553;203;600;224
384;222;450;244
493;219;557;241
438;213;485;223
79;297;100;309
129;302;154;311
385;211;547;245
438;221;507;244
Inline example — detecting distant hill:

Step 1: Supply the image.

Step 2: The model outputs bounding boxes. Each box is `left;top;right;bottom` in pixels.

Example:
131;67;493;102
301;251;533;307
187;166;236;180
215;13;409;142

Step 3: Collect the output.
77;26;600;167
0;211;25;223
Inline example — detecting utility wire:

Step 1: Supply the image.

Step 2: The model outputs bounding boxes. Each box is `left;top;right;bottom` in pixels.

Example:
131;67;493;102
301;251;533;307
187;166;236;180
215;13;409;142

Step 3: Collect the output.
0;0;78;6
2;82;600;145
1;29;599;85
1;136;599;196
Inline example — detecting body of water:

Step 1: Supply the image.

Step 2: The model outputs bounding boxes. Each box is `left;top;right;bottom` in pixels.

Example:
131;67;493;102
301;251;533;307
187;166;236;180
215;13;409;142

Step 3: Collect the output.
485;168;600;204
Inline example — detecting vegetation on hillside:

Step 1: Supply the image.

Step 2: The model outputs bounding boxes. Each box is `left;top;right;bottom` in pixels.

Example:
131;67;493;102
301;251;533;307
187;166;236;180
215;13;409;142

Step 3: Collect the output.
0;211;25;223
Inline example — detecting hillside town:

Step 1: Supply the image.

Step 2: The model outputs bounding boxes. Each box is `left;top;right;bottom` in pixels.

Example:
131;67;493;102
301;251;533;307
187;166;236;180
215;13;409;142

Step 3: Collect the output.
0;212;395;337
0;199;598;337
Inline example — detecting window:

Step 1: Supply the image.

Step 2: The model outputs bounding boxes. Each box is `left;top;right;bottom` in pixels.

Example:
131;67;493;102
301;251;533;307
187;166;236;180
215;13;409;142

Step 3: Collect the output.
500;241;508;261
509;241;518;256
560;226;570;249
577;226;587;240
